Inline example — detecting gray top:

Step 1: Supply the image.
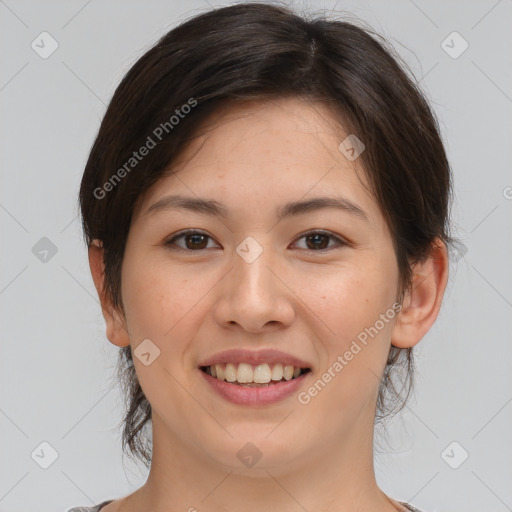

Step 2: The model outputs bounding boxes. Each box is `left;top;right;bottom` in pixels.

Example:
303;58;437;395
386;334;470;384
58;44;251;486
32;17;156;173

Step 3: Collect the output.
67;499;424;511
67;501;114;512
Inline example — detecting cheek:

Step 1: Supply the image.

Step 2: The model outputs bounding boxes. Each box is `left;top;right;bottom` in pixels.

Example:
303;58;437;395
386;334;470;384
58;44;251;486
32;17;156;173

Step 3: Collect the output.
120;254;198;342
307;260;398;340
307;255;398;399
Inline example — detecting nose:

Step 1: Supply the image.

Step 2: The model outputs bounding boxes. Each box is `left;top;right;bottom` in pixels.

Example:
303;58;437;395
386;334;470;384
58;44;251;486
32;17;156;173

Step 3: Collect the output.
212;240;295;333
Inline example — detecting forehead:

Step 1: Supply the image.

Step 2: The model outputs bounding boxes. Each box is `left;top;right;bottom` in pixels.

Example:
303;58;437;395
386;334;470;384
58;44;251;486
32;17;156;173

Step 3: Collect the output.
134;97;379;226
171;97;352;173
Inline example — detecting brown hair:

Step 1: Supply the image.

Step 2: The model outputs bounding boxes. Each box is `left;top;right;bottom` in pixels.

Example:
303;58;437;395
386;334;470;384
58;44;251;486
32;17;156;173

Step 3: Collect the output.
79;2;452;468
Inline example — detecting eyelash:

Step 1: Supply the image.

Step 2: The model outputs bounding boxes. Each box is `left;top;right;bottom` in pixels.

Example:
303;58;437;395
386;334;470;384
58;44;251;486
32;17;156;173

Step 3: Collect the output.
164;229;349;254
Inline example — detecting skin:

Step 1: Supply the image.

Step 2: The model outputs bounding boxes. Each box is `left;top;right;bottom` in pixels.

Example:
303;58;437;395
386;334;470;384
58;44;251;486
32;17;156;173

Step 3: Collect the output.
89;97;448;512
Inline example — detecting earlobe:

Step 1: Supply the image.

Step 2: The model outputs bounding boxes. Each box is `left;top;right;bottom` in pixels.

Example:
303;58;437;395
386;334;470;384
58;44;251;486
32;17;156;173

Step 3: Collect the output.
88;239;131;348
391;239;449;349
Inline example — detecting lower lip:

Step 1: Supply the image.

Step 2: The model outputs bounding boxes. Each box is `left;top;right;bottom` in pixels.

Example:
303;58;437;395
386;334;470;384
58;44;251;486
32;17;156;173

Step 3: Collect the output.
199;369;309;405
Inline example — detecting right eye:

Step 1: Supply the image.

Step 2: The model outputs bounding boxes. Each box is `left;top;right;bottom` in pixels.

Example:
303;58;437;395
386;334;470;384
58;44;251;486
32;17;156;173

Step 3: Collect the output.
164;229;220;252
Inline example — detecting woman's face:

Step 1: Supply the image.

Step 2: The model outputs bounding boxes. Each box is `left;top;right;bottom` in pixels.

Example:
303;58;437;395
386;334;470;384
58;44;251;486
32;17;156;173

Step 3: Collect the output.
117;97;401;472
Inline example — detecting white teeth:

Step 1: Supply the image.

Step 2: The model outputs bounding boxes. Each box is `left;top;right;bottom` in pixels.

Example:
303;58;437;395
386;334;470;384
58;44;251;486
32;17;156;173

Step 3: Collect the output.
254;363;271;383
215;364;225;381
237;363;253;383
205;362;306;384
271;363;284;381
283;365;294;381
225;363;237;382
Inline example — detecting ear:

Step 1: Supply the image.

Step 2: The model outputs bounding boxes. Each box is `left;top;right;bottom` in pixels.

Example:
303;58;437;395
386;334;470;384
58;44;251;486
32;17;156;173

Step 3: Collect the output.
88;239;130;348
391;239;449;348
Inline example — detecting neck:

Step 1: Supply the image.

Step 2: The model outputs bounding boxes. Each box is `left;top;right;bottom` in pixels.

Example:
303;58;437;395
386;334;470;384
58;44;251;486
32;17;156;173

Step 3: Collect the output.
125;412;400;512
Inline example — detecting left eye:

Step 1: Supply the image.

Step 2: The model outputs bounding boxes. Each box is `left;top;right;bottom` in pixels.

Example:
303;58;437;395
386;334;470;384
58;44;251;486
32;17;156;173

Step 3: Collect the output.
294;231;347;251
164;230;347;252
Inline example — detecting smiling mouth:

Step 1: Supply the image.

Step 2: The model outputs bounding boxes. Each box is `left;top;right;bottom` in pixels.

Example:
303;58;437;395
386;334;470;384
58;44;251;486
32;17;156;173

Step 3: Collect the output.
200;362;311;387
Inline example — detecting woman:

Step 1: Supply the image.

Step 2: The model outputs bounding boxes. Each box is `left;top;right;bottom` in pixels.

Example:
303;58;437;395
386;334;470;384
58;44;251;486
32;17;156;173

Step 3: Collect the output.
69;2;451;511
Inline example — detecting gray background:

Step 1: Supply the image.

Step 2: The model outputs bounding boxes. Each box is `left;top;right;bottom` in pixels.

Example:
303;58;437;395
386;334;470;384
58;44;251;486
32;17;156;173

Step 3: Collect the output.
1;1;511;511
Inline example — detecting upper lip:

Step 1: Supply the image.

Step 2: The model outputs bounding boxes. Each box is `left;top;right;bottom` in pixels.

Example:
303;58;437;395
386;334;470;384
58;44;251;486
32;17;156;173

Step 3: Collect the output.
199;349;312;369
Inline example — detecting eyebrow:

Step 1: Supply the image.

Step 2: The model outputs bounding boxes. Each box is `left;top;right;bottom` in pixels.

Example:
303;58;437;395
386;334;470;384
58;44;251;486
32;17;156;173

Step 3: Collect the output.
144;194;368;222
